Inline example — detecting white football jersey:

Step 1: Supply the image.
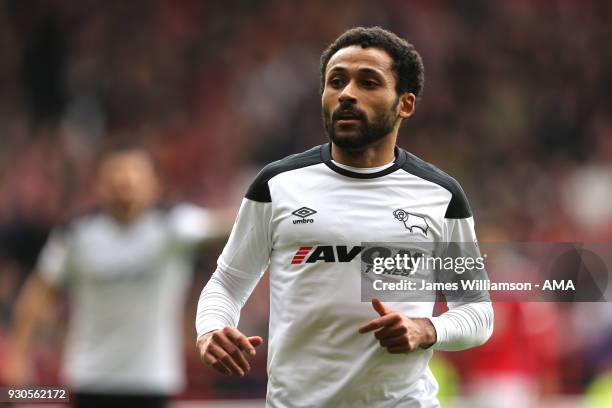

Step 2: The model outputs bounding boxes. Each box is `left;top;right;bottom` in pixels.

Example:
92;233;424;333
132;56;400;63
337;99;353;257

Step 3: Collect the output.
38;204;214;394
199;143;491;407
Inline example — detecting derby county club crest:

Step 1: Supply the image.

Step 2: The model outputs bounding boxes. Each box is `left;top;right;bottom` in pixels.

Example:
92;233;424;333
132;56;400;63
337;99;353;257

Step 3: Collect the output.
393;209;429;236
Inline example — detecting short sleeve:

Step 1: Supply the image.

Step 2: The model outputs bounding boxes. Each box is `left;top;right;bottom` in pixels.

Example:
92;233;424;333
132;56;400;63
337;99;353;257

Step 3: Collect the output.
37;229;71;286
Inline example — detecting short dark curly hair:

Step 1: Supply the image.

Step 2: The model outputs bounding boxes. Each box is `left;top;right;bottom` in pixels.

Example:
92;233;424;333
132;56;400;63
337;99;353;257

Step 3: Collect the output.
320;26;425;99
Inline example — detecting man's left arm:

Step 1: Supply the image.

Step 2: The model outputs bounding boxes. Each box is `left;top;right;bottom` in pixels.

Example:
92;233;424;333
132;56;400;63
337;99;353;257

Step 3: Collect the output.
428;214;494;351
359;189;494;353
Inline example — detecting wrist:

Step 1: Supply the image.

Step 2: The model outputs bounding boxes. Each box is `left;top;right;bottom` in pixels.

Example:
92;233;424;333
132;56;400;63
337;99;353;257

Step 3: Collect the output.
415;318;437;349
195;329;218;347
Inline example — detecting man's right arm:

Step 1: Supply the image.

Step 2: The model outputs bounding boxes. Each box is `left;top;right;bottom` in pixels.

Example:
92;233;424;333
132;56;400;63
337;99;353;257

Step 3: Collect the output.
195;271;264;376
4;228;69;385
195;197;272;377
6;274;59;385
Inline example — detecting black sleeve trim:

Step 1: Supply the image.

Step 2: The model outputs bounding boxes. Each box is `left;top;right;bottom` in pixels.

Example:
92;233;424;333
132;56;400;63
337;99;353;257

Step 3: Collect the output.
245;145;324;203
400;150;472;219
445;182;472;219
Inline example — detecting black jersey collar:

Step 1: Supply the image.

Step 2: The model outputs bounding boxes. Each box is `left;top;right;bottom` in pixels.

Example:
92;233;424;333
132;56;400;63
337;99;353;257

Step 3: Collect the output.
320;143;407;179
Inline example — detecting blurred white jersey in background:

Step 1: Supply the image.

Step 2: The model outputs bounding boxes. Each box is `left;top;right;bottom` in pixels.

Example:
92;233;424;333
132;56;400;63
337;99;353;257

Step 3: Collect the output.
37;204;214;395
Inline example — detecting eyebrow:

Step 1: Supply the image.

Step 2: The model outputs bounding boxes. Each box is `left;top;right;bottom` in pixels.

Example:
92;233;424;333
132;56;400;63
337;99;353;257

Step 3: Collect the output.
327;66;386;79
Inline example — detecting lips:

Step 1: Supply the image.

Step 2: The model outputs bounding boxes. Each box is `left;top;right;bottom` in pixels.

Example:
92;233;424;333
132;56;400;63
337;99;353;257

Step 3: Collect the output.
335;116;362;128
333;111;363;122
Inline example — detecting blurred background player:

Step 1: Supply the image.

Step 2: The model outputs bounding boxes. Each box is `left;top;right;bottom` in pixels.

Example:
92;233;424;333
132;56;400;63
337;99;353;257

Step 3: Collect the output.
4;145;231;408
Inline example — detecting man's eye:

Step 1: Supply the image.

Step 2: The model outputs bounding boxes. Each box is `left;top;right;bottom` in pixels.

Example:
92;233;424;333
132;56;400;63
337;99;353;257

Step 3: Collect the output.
362;80;379;89
329;78;344;88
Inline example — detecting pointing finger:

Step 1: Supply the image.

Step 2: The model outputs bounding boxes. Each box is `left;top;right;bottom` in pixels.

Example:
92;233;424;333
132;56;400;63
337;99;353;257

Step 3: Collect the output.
358;313;401;334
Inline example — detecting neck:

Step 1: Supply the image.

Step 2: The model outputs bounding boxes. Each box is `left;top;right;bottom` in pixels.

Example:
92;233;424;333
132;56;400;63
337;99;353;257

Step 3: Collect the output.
331;134;397;168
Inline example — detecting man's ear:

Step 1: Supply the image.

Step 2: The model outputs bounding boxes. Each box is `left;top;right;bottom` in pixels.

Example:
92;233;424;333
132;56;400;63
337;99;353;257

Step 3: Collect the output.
398;93;416;119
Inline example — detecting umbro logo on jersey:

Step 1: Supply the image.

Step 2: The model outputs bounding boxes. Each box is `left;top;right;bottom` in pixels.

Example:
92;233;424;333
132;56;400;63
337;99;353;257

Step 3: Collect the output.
292;207;317;224
393;209;429;236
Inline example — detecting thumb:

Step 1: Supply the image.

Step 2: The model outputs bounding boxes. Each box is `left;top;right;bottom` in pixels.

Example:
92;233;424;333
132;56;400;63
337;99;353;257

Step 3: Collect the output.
248;336;264;348
372;298;389;316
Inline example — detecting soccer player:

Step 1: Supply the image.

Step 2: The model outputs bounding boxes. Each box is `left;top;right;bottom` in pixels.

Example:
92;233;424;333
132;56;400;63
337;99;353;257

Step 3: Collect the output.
6;146;231;408
195;27;494;407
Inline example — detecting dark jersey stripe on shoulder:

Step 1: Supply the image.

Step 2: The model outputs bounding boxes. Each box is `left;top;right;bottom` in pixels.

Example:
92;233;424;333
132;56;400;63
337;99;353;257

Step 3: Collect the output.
245;145;323;202
399;149;472;219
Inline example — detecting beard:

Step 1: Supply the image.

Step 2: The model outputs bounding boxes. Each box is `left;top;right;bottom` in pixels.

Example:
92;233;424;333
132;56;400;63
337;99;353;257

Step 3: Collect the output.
322;98;398;151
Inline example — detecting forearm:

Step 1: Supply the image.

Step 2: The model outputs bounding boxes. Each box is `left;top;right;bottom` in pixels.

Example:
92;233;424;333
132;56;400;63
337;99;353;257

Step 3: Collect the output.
195;266;261;340
429;301;494;351
12;274;57;354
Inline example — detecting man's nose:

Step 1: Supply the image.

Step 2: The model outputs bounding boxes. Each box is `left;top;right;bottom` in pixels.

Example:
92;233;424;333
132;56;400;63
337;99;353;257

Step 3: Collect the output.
338;81;357;103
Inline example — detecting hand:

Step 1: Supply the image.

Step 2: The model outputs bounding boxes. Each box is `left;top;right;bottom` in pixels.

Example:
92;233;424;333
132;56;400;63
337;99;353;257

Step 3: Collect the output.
196;326;263;377
358;298;437;353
